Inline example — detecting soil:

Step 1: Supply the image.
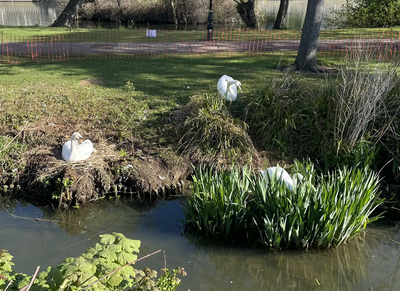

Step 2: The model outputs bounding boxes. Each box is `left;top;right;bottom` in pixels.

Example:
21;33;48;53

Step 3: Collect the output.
1;122;193;208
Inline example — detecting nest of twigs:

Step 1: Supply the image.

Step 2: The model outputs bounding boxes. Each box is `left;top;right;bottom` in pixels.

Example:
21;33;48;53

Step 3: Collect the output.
20;132;190;208
26;140;119;207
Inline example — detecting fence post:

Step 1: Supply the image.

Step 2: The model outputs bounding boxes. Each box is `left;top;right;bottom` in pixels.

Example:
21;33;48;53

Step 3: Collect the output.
1;31;3;63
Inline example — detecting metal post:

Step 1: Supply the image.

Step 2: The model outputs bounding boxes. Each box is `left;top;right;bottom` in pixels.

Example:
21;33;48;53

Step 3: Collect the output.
207;0;213;41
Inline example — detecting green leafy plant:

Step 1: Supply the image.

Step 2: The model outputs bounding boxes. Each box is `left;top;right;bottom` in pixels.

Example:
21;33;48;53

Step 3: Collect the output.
157;267;187;291
0;233;187;291
328;0;400;28
251;162;384;249
184;162;384;249
183;165;253;239
0;135;27;179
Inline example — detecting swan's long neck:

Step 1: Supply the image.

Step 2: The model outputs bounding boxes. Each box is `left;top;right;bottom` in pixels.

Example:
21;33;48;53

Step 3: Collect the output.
70;138;78;159
227;82;234;97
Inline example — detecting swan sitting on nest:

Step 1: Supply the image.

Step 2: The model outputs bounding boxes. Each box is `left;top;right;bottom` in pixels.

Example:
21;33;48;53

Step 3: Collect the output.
62;132;94;162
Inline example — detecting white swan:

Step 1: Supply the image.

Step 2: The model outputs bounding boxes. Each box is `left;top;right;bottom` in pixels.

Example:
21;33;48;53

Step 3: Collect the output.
62;132;94;162
217;75;242;102
260;166;303;191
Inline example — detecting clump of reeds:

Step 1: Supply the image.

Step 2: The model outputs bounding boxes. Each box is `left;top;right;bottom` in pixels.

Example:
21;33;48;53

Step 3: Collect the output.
243;48;400;174
182;165;253;239
332;48;400;155
183;161;384;249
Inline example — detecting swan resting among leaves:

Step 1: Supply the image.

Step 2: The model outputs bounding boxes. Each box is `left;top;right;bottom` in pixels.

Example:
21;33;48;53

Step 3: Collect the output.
217;75;242;102
62;132;94;162
260;165;303;191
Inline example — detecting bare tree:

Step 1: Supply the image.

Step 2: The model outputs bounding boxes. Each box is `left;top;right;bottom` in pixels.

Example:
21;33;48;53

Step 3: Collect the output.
294;0;325;72
273;0;289;29
234;0;258;28
50;0;93;27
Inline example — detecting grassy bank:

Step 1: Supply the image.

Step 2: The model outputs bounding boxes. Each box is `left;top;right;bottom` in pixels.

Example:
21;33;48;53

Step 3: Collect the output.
1;26;400;211
0;53;307;205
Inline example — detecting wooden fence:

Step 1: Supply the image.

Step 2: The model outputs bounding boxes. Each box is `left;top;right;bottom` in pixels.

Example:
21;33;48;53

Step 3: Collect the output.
1;28;400;63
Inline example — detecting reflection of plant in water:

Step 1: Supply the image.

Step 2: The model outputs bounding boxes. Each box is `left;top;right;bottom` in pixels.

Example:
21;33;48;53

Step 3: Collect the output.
39;198;154;236
0;196;19;212
0;233;187;291
185;232;378;291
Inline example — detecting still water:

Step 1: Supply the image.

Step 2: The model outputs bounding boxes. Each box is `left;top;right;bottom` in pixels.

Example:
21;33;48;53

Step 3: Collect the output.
1;197;400;291
0;1;345;29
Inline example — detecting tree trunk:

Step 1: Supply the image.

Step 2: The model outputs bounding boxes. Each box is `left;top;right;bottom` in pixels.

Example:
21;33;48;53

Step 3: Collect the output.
294;0;325;72
273;0;289;29
169;0;178;25
50;0;87;27
234;0;258;28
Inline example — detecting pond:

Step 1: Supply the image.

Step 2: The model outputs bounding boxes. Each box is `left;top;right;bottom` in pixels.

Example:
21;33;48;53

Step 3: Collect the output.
1;197;400;291
0;1;346;29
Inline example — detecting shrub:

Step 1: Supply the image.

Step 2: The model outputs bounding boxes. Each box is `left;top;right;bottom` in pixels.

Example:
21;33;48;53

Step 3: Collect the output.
243;49;400;172
183;162;384;249
79;0;239;24
328;0;400;28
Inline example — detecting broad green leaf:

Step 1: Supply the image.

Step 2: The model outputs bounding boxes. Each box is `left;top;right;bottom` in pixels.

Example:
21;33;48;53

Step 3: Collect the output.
117;252;137;265
119;238;141;253
100;234;116;245
98;249;118;262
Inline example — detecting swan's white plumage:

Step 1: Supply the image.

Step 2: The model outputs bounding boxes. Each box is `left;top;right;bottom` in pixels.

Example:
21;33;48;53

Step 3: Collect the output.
260;166;303;191
217;75;242;102
62;132;94;162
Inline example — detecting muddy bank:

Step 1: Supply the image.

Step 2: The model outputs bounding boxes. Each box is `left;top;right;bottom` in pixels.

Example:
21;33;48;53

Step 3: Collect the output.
0;119;271;209
0;129;193;208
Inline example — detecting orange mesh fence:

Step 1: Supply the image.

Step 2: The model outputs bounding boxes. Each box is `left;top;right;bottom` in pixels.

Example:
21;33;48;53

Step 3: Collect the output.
1;28;400;63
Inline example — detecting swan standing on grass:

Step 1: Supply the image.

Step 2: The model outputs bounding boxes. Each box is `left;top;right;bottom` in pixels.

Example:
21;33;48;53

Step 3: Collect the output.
62;132;94;162
217;75;242;102
260;166;303;191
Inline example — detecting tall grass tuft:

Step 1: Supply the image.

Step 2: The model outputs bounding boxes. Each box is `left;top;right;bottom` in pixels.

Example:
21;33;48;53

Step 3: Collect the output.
243;74;305;152
177;92;254;161
333;49;400;154
242;48;400;173
184;161;384;249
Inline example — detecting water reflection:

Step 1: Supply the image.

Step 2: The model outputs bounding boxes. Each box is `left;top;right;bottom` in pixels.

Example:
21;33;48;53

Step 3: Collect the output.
39;198;154;235
1;198;400;290
182;236;374;291
0;2;57;26
0;1;346;29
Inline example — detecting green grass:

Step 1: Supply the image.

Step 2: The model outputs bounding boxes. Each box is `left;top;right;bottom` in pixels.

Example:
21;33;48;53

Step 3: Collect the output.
0;54;307;166
2;26;400;43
